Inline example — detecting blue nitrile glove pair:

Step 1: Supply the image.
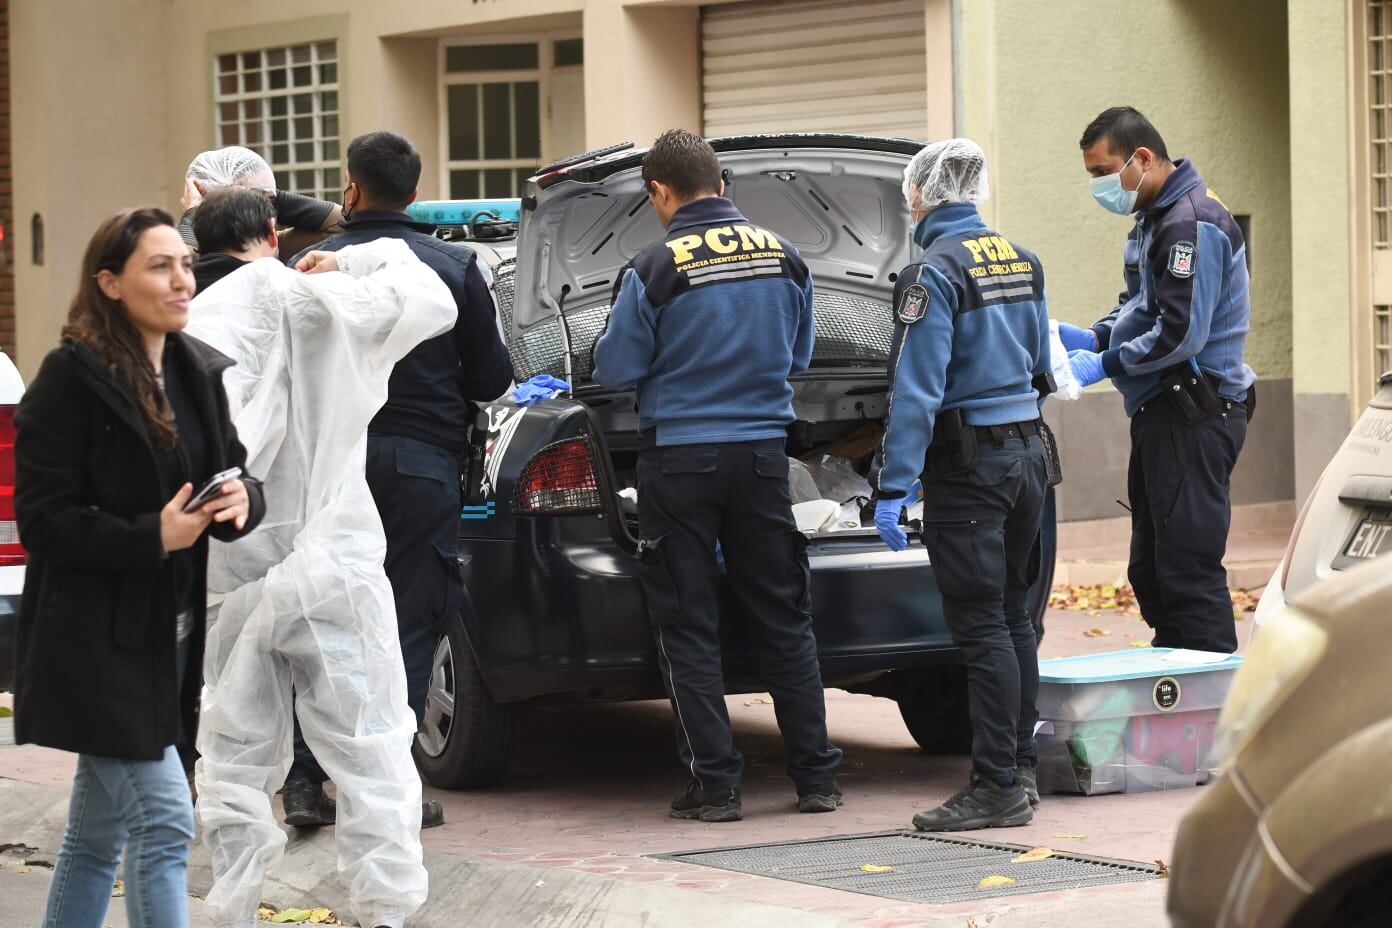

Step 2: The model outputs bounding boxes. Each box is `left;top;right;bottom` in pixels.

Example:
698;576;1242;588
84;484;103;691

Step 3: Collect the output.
513;374;572;407
1058;322;1099;352
1067;349;1106;388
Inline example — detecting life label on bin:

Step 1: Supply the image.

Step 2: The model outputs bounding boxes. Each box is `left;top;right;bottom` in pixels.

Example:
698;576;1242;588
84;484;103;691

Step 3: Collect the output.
1153;676;1182;712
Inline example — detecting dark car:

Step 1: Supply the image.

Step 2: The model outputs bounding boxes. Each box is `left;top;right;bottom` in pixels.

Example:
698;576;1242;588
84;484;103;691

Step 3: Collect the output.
410;135;1057;789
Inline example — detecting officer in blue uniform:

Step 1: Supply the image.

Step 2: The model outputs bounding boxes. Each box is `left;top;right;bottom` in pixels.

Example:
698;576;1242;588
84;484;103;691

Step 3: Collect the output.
1063;107;1255;654
593;130;842;824
874;138;1052;831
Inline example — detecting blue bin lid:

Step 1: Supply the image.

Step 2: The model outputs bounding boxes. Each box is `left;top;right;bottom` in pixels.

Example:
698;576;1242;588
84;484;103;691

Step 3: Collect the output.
1039;648;1243;684
406;199;522;226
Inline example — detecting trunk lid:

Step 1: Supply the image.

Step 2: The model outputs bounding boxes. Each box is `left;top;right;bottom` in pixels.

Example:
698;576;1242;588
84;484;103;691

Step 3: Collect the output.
507;134;923;384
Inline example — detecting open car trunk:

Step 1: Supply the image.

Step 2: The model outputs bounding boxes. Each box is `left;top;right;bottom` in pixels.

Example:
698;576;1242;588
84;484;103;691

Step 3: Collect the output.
493;134;924;539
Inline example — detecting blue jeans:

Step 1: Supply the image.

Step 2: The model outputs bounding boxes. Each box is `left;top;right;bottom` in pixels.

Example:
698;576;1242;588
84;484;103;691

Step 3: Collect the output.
44;646;194;928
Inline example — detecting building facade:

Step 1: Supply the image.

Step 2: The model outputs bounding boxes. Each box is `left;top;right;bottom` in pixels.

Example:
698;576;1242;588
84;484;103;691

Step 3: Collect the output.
6;0;1375;519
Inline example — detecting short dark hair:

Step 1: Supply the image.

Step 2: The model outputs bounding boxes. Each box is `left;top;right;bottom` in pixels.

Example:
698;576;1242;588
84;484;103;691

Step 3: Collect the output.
193;186;276;255
642;129;722;200
346;131;421;209
1079;106;1171;162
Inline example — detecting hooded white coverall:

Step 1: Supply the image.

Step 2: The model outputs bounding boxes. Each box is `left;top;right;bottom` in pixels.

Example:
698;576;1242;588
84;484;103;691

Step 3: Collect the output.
188;239;456;928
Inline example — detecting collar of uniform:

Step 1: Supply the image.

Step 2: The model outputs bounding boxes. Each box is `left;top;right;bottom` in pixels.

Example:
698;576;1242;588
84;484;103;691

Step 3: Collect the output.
342;209;436;234
913;202;986;249
667;196;745;233
1142;158;1204;215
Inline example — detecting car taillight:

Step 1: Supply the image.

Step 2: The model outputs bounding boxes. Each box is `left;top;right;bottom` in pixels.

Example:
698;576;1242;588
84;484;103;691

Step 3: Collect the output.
0;406;24;565
513;436;603;516
1280;470;1324;589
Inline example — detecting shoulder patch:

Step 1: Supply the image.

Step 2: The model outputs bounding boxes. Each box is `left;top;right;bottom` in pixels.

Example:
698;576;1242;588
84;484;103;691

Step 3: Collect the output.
897;283;929;324
1168;241;1196;278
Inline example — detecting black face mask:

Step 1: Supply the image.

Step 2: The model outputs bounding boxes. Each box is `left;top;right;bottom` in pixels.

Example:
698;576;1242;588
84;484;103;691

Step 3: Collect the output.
341;184;356;221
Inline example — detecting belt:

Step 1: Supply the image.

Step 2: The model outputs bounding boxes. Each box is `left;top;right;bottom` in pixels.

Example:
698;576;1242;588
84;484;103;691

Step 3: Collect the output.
970;419;1042;445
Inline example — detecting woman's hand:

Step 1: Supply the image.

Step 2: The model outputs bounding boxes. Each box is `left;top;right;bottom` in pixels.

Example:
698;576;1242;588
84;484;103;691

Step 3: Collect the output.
197;477;251;532
161;484;215;552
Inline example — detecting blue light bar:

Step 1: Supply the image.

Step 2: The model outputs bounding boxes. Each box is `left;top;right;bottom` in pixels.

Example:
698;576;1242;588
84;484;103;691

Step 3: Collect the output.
407;199;522;226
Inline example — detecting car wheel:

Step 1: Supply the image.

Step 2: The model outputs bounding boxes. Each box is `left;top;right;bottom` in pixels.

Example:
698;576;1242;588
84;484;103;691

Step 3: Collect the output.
412;619;515;789
896;665;973;755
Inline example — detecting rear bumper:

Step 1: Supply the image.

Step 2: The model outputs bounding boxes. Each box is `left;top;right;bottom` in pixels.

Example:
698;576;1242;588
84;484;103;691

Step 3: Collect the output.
0;593;18;692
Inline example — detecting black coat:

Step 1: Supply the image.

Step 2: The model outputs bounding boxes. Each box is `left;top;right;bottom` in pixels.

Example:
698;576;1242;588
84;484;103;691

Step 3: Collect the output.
12;334;265;760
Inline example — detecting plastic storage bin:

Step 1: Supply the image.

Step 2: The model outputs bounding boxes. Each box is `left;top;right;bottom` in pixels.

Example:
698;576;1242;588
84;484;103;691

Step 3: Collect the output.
1034;648;1243;796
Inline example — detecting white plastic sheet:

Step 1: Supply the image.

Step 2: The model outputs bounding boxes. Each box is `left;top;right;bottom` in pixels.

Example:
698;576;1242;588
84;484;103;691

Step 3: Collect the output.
188;239;456;928
1048;319;1083;401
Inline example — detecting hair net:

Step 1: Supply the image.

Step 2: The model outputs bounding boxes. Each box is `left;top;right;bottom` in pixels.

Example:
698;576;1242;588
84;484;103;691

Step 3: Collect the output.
185;146;274;190
902;138;990;213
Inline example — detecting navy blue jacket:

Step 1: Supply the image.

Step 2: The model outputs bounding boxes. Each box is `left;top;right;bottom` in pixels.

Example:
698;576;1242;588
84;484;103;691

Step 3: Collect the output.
592;197;815;446
293;210;514;452
1092;159;1256;415
877;204;1051;498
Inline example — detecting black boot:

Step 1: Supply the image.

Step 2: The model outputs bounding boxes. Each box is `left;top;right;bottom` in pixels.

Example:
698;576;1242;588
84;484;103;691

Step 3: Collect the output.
1016;765;1040;807
796;780;843;813
421;798;445;829
668;780;742;823
282;779;336;827
911;774;1032;832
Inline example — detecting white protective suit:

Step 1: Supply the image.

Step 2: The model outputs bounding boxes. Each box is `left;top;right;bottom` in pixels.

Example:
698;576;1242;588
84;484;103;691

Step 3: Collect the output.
188;239;456;928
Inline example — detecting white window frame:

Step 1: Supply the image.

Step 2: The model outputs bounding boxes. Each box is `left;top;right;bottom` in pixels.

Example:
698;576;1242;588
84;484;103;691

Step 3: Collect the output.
211;39;343;202
437;32;582;199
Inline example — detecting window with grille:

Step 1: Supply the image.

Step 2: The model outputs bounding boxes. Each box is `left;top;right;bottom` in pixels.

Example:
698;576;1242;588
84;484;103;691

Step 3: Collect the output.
213;41;342;202
1370;1;1392;374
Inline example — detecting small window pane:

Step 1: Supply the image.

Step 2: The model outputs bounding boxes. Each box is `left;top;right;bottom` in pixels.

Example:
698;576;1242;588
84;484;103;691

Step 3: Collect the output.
270;97;288;117
244;123;263;145
270;119;289;142
267;48;286;66
482;83;512;160
450;170;482;199
482;168;514;198
323;139;340;161
515;82;540;159
218;54;238;73
242;99;261;120
219;102;239;122
219;123;241;145
316;42;337;62
294;169;316;190
219;74;238;95
243;71;262;93
554;39;583;67
448;85;480;161
445;43;538;72
241;51;262;70
322;115;339;138
292;65;313;87
295;142;315;162
268;68;287;90
324;167;341;192
270;143;290;164
319;63;337;84
293;93;314;115
293;116;314;139
321;91;339;112
291;44;312;64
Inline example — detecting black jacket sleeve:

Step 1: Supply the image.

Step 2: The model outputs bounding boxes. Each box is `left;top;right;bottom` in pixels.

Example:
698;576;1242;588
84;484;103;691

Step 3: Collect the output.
14;352;165;572
272;190;338;233
454;256;515;401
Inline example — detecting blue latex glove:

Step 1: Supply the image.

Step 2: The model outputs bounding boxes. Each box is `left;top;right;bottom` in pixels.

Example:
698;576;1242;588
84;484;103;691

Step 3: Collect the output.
874;497;909;552
1058;322;1099;352
1067;349;1106;388
513;374;573;407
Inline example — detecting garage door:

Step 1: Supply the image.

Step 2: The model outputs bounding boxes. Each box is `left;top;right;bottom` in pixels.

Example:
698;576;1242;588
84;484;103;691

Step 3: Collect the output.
702;0;928;139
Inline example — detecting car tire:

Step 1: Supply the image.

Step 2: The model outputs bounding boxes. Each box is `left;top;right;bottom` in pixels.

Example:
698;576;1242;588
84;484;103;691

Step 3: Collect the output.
896;665;973;755
412;619;515;789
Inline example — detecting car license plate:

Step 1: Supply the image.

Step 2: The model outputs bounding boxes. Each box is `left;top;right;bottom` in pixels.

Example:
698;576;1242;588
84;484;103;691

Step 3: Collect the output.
1334;511;1392;569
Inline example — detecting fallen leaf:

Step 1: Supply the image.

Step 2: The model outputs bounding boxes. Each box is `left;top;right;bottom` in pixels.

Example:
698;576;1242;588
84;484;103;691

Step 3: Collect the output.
1011;846;1054;863
18;866;31;874
0;706;12;718
742;697;774;706
308;908;335;924
112;879;125;897
978;874;1016;889
257;908;278;920
1129;640;1152;648
860;864;894;873
1155;859;1170;878
271;909;314;924
1053;832;1087;839
1083;627;1112;638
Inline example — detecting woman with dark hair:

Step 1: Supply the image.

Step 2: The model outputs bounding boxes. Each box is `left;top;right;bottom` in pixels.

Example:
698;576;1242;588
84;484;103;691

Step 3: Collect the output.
11;207;265;927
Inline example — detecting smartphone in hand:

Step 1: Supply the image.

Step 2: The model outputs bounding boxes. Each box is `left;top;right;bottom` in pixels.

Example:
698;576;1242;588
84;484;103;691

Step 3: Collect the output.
183;467;243;514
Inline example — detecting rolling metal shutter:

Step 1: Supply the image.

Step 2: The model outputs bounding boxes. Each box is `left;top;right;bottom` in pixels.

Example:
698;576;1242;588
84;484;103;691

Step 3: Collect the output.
702;0;929;139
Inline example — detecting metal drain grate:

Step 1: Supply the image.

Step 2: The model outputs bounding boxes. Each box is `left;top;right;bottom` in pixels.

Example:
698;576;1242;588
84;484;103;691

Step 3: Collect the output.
660;831;1161;904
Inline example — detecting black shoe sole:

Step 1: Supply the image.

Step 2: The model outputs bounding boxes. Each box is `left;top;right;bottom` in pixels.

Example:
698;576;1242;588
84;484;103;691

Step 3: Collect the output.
797;794;843;813
284;810;335;828
668;806;743;823
911;806;1033;832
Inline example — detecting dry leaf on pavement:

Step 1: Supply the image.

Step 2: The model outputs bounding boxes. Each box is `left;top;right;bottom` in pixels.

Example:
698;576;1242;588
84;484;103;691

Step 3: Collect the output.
978;874;1016;889
270;910;314;924
1011;846;1054;863
1129;640;1152;648
1053;832;1087;840
860;864;894;873
1082;627;1112;638
112;879;124;897
1155;859;1170;878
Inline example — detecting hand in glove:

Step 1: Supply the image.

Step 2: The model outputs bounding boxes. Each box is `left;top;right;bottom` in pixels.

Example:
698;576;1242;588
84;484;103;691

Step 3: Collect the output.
873;497;909;552
514;374;573;407
1067;349;1106;388
1058;323;1099;352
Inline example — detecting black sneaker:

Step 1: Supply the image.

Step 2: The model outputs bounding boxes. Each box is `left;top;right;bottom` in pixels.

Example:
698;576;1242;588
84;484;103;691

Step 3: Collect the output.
911;774;1033;832
421;799;445;829
282;779;336;828
668;781;743;823
1016;765;1040;807
796;781;843;813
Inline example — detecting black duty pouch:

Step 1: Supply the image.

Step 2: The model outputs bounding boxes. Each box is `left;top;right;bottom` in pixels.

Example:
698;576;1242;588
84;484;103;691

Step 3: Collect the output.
1160;363;1223;424
1039;420;1064;488
927;408;979;477
460;415;488;505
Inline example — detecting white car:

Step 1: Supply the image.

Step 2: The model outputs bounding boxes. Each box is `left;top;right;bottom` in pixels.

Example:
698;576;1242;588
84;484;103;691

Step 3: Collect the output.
0;351;26;692
1254;372;1392;628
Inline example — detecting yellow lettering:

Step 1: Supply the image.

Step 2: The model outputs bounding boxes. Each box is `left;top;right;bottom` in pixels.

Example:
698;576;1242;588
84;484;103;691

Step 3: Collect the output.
968;266;987;278
666;234;704;264
963;240;985;263
978;237;999;262
736;225;783;251
996;237;1020;260
705;226;739;254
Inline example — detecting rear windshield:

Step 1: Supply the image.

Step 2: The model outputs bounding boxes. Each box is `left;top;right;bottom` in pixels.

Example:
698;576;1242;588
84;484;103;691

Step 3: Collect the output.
492;260;892;383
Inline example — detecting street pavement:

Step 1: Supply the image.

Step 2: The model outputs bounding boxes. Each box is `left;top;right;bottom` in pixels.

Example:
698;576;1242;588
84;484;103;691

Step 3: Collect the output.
0;605;1247;926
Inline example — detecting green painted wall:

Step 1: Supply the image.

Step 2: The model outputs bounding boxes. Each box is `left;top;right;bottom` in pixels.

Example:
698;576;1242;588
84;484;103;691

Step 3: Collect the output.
958;0;1293;379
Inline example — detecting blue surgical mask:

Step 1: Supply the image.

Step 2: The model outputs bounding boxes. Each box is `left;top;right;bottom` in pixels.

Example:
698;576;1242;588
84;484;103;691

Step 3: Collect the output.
1090;152;1146;215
